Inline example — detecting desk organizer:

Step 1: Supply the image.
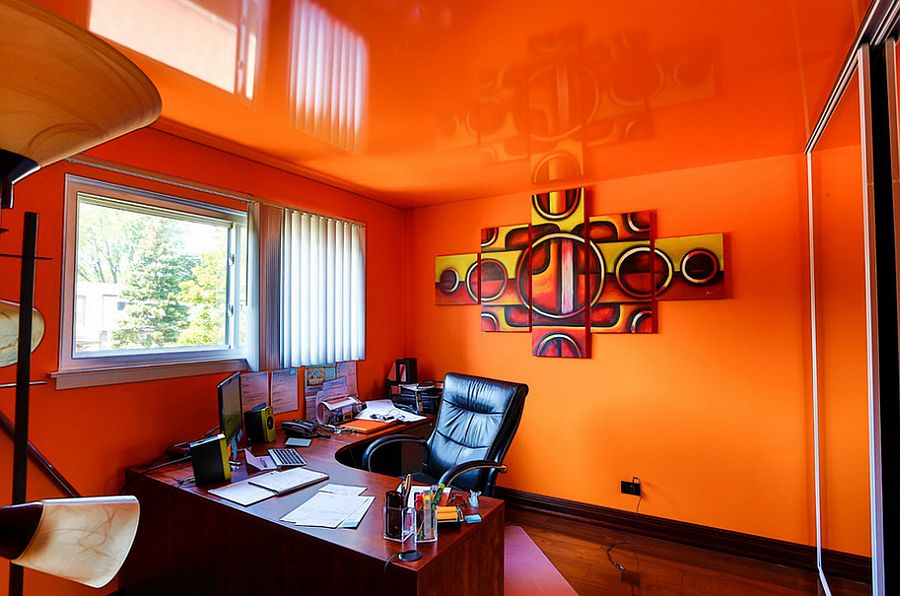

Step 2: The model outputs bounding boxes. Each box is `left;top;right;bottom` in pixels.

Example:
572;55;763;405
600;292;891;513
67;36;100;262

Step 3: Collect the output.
383;506;415;542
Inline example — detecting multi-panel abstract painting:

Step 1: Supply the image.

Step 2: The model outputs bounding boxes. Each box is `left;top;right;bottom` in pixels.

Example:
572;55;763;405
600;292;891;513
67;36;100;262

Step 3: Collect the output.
434;188;726;358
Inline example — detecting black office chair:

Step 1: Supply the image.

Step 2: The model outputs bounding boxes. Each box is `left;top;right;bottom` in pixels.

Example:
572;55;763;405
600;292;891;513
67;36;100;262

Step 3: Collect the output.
361;372;528;496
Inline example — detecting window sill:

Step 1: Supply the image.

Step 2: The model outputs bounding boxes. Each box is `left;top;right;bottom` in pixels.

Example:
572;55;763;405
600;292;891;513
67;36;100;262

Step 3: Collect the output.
49;358;247;390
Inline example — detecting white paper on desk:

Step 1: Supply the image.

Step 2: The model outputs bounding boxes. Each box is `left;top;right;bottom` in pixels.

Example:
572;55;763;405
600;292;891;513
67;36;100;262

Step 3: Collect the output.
271;368;299;414
281;492;370;528
339;495;374;529
244;450;276;471
208;479;274;506
320;484;366;496
240;371;270;412
356;399;426;422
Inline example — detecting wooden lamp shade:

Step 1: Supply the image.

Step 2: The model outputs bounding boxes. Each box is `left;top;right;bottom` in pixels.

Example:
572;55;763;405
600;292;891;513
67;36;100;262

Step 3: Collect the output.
0;0;161;207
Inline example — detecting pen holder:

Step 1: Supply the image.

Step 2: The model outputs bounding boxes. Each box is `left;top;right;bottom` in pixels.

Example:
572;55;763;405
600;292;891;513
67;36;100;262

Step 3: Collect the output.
383;506;415;542
416;502;438;543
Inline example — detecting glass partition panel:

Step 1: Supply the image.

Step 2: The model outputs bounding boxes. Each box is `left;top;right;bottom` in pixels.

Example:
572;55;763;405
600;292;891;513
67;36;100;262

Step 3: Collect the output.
810;60;874;594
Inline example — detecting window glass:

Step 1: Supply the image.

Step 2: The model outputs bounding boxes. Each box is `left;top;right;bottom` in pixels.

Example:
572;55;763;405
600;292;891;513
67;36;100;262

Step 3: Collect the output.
74;196;233;355
809;65;872;585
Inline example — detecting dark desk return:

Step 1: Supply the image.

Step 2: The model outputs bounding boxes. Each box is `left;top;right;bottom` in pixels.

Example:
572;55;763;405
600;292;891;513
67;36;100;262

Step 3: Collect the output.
119;420;504;595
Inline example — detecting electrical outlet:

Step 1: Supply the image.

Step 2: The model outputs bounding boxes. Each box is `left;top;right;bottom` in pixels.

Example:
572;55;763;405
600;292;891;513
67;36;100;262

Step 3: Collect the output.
621;480;641;496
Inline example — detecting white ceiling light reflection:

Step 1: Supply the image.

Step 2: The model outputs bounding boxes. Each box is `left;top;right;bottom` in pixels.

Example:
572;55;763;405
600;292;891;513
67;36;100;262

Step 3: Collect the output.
89;0;264;99
291;0;368;152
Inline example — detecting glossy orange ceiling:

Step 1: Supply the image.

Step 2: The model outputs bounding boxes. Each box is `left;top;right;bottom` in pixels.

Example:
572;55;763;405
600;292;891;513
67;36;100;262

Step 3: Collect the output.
36;0;869;207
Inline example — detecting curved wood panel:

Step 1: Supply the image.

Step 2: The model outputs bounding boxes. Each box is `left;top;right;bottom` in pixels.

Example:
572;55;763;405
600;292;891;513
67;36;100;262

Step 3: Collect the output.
0;0;161;168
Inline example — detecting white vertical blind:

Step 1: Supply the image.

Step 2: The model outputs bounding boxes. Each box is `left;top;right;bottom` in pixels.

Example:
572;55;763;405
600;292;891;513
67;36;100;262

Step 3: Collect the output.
282;211;365;366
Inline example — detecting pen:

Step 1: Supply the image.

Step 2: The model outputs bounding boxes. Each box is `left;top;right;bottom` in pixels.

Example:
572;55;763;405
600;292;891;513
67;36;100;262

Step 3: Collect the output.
400;473;412;504
423;492;432;540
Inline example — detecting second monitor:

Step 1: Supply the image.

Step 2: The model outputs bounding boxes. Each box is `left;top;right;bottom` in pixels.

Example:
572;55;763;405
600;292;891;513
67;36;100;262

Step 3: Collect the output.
217;371;243;457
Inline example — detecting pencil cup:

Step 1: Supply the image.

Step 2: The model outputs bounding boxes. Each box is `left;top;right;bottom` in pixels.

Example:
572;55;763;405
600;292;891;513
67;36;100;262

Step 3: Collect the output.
416;503;438;543
383;506;415;542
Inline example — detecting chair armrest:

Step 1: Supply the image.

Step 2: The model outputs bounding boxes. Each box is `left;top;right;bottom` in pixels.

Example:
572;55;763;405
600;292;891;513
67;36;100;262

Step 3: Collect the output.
361;435;429;472
438;460;507;489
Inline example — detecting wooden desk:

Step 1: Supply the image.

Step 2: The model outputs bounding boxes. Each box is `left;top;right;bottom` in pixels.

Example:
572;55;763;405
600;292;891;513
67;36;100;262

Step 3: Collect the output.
119;421;504;595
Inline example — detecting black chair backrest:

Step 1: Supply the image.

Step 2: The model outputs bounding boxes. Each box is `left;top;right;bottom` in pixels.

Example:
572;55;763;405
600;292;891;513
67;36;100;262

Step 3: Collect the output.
426;372;528;495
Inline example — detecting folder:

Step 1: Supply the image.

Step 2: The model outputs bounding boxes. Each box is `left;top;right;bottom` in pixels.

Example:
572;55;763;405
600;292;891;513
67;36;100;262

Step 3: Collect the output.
340;419;397;434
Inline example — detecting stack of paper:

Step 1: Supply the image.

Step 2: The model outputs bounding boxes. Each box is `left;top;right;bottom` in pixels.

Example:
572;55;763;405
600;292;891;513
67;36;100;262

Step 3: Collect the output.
355;399;426;422
281;486;374;529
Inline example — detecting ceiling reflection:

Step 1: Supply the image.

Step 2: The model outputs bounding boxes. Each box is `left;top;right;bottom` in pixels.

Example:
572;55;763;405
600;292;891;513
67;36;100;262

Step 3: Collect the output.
435;27;717;187
290;0;368;152
90;0;264;99
36;0;868;206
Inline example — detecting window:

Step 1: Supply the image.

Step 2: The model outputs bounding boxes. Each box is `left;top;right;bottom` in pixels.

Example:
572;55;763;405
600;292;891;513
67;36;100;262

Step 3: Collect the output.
74;295;86;330
57;176;247;387
89;0;265;100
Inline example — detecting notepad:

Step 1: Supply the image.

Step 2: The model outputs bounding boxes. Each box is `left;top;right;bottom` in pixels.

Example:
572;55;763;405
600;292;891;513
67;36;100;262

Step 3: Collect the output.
208;480;277;506
248;467;329;496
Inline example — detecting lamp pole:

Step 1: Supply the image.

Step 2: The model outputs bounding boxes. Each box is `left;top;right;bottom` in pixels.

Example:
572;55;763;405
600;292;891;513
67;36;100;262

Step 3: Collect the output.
9;211;38;596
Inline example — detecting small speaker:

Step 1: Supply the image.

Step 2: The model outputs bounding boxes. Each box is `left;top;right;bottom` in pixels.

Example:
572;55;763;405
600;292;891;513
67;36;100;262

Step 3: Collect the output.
245;404;276;443
189;434;231;486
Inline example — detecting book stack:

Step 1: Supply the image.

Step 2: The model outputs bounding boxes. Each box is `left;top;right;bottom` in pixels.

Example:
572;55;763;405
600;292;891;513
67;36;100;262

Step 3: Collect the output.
393;381;442;415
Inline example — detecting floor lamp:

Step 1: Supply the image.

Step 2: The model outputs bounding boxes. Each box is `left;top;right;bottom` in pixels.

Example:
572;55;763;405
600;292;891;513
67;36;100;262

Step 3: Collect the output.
0;0;161;593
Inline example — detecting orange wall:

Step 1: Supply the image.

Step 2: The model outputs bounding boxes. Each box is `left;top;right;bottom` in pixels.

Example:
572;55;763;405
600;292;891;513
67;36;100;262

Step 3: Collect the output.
0;95;870;596
0;124;869;596
0;127;406;594
404;153;818;545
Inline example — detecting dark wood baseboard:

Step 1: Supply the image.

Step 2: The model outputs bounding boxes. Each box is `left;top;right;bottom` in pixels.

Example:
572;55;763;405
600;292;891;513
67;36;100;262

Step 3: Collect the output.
821;549;873;586
495;487;871;585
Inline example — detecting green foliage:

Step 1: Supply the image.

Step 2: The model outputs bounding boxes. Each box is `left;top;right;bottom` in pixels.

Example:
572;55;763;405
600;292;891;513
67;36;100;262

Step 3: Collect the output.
79;200;231;352
111;219;197;349
76;203;146;284
178;251;228;346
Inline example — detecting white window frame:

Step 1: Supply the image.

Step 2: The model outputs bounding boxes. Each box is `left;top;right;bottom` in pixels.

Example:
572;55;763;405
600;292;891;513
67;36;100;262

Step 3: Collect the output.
54;175;248;389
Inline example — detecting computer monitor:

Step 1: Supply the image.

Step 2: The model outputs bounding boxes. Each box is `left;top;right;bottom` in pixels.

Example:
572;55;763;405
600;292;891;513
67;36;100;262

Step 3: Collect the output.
217;372;243;457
